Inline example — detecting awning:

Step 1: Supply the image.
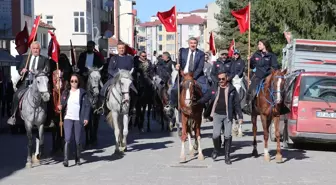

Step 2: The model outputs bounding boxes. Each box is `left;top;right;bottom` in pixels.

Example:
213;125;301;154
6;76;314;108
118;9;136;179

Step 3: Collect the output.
0;49;19;66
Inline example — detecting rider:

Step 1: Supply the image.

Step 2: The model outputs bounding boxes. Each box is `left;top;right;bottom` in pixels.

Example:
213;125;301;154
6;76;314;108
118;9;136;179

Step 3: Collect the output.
243;39;279;115
134;51;154;88
230;49;245;79
170;37;207;108
211;50;233;85
96;42;134;115
155;52;174;84
7;41;50;125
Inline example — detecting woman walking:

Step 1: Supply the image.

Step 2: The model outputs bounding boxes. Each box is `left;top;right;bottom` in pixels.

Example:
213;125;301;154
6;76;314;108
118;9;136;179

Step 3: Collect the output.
58;74;91;167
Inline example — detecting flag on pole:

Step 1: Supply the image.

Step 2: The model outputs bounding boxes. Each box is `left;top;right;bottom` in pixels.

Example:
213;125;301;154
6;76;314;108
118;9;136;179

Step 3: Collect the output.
28;15;41;46
209;32;216;56
231;5;250;33
15;21;29;55
228;39;235;57
157;6;177;32
70;40;76;66
284;32;292;43
94;48;105;61
48;30;60;63
126;45;137;56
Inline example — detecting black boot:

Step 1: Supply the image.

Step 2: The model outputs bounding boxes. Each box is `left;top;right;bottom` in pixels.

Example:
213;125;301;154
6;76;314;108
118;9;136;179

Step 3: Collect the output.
224;137;232;165
75;144;81;166
211;138;220;160
7;97;18;125
63;142;69;167
242;90;255;115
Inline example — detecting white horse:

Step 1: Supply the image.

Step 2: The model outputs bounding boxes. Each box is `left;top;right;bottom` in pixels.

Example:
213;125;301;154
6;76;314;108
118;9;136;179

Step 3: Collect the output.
231;75;247;137
105;69;135;154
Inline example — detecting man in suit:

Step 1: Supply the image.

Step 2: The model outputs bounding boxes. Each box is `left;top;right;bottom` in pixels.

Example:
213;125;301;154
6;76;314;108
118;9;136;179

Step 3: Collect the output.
170;37;206;108
8;41;50;125
77;41;104;78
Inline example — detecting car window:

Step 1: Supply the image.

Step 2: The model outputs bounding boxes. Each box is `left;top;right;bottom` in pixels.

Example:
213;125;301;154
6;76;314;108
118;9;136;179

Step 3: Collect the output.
285;78;295;102
299;76;336;103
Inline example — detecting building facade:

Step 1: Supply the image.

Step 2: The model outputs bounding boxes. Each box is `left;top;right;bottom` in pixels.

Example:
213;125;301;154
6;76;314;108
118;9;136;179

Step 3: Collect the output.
137;9;206;61
204;1;220;52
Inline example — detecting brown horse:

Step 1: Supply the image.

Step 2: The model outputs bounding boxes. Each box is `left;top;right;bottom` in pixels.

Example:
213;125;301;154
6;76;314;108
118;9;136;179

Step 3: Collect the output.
179;73;204;163
251;69;287;163
51;69;67;153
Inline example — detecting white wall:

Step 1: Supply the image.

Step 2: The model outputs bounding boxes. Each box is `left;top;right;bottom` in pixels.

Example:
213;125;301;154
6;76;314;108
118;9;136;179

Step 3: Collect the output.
119;0;133;45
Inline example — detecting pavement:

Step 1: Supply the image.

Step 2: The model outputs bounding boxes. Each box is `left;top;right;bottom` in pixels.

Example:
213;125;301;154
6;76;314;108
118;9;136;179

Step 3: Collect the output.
0;114;336;185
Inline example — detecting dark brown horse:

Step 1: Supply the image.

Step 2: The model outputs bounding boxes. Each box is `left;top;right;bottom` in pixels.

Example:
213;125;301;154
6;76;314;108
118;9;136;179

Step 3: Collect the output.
51;69;67;154
179;73;204;163
251;69;287;163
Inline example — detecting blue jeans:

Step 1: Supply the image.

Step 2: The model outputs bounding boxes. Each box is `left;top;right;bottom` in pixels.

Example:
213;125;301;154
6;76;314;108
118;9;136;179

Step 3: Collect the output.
64;119;82;145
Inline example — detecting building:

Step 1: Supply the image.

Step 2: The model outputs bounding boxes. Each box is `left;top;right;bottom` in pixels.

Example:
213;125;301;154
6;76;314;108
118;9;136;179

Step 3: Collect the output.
204;1;220;52
108;0;136;54
34;0;110;60
137;9;206;61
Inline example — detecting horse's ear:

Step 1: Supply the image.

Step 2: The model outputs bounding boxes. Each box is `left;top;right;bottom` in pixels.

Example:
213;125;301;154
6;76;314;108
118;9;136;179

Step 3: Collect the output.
129;68;134;74
282;68;287;75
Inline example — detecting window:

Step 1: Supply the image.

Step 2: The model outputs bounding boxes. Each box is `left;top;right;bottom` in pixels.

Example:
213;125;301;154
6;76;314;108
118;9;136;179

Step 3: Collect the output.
41;33;48;49
45;15;53;25
158;35;162;41
166;34;175;41
158;25;162;31
74;12;85;33
188;25;193;31
166;44;174;51
299;76;336;102
24;0;32;16
139;46;146;51
159;45;162;51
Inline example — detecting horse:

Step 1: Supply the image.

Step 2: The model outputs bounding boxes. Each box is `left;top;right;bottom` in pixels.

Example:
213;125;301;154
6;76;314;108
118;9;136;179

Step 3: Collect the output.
251;69;287;163
85;66;103;147
105;69;135;154
179;73;204;163
231;75;247;137
19;70;50;168
51;69;66;154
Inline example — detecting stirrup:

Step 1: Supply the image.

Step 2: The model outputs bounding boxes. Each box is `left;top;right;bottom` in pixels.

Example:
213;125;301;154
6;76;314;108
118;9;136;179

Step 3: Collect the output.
94;106;104;115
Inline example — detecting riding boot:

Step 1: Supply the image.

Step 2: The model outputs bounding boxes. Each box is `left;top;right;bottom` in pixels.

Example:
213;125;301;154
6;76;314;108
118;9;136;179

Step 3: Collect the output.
224;136;232;165
242;89;255;115
211;137;220;160
7;98;18;125
63;142;69;167
75;144;81;166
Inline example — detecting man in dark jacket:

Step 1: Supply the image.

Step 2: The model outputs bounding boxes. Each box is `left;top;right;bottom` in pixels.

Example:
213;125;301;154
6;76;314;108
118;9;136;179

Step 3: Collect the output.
76;41;104;77
8;41;50;125
198;71;243;165
155;52;175;84
211;50;233;85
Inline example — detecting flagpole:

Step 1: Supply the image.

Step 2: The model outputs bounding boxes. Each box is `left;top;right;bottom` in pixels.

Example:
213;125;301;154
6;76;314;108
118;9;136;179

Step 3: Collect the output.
175;7;180;111
21;14;42;80
247;1;251;88
56;62;63;137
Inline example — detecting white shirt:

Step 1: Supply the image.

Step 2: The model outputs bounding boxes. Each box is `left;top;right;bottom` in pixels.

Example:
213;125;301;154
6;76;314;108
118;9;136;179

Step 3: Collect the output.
29;56;39;70
86;53;94;68
64;89;80;120
183;49;196;73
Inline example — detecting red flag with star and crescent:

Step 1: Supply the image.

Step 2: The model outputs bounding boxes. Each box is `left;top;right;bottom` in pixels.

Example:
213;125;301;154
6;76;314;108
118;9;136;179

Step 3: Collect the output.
28;15;41;46
48;31;60;63
209;32;216;56
231;5;250;33
15;21;29;55
228;39;235;58
156;6;177;32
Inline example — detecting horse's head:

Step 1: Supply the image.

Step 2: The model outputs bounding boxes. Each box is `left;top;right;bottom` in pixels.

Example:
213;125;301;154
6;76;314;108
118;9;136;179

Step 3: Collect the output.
114;69;136;112
270;68;287;104
181;73;199;108
52;69;64;91
33;70;50;102
87;66;103;96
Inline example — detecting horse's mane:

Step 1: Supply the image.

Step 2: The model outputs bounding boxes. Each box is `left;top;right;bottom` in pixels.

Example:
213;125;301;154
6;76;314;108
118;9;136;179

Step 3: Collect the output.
111;69;133;86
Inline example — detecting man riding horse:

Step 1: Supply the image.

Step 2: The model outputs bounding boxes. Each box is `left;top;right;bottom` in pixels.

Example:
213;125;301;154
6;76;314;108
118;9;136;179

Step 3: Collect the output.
8;41;50;125
170;37;207;108
96;42;134;115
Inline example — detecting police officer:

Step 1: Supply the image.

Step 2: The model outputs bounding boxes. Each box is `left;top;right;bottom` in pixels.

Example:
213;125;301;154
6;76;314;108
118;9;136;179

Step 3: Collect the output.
230;49;245;78
211;50;233;85
243;39;279;115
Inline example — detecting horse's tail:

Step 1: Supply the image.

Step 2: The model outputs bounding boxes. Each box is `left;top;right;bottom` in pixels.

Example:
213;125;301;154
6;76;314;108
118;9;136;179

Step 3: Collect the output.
106;111;114;129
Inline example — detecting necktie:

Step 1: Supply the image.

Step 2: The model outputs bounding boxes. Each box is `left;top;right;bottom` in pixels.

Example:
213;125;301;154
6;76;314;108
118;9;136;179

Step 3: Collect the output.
188;51;194;72
31;56;37;71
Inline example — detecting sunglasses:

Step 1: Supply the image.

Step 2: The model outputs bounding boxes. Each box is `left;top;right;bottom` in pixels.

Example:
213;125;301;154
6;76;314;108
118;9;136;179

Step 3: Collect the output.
71;80;78;83
219;78;226;81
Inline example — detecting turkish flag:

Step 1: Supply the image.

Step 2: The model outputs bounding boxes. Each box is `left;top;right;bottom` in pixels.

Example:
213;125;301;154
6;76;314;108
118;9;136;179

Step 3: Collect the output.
126;45;137;56
15;21;29;55
231;5;250;33
228;39;235;57
157;6;177;32
94;48;105;62
209;32;216;56
48;30;60;63
284;32;291;43
28;15;41;46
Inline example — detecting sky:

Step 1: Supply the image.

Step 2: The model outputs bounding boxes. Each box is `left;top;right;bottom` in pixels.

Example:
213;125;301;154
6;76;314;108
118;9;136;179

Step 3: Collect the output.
135;0;214;22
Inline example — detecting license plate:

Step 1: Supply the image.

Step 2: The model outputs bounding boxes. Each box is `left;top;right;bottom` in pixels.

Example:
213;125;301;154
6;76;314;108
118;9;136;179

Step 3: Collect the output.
316;111;336;119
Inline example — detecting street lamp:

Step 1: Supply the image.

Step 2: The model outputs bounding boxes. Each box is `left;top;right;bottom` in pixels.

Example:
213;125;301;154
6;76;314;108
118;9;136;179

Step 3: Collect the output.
117;12;134;41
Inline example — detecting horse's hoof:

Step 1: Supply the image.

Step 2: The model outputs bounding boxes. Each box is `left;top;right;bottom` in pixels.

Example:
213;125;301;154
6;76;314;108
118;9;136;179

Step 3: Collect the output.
193;144;198;151
252;149;258;157
275;154;283;163
198;154;204;160
264;154;271;162
32;156;40;164
238;132;244;137
25;162;32;168
179;156;186;163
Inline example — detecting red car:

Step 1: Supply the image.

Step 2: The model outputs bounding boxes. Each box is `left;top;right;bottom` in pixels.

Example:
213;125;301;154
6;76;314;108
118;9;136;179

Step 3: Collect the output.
282;71;336;145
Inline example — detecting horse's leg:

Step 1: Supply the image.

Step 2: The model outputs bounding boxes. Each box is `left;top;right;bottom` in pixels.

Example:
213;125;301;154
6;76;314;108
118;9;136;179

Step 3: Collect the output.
51;118;57;154
251;114;259;157
180;114;187;163
25;124;33;168
175;109;182;137
112;112;120;154
147;103;152;132
85;118;90;148
92;113;99;146
121;114;129;152
195;115;204;160
260;115;270;162
187;132;193;155
238;118;244;137
232;119;238;137
274;116;283;163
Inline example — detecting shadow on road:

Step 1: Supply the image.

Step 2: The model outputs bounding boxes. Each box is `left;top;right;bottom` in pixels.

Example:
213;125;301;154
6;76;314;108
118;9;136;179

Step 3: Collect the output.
128;140;173;152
